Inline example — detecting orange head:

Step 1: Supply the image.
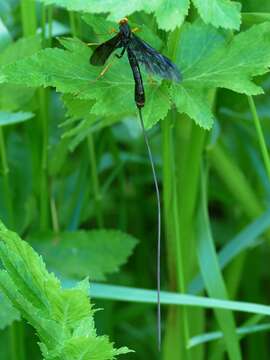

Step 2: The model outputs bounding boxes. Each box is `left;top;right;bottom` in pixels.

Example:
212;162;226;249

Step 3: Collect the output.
118;17;128;25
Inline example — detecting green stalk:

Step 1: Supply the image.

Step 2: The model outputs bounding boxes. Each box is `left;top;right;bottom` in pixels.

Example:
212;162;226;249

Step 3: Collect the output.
87;134;104;228
18;1;47;356
47;6;54;47
162;27;189;359
162;113;188;359
247;95;270;182
0;128;23;360
68;12;104;229
0;128;14;229
41;4;46;44
39;89;49;230
162;24;208;359
69;11;78;37
20;0;37;37
21;0;50;231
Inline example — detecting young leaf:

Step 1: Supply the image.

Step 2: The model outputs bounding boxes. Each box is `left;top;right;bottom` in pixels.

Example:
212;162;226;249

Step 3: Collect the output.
29;229;138;280
192;0;242;30
0;221;131;359
172;21;270;128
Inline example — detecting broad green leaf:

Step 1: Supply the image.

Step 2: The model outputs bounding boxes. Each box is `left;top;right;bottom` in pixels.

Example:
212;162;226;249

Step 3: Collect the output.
172;21;270;128
0;111;34;126
0;293;20;329
38;0;240;30
38;0;188;30
0;35;41;111
196;172;241;359
192;0;241;30
29;230;138;280
0;35;41;67
154;0;190;31
37;0;160;23
0;37;171;128
0;221;131;359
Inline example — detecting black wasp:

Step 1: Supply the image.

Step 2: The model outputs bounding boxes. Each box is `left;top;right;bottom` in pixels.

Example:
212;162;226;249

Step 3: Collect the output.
90;18;181;108
90;17;181;350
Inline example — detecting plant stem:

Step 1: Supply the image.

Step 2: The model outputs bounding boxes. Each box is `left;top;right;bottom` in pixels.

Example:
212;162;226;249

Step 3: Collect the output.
47;5;54;47
87;134;104;228
20;0;37;37
69;11;78;37
39;89;49;231
0;128;14;229
247;95;270;182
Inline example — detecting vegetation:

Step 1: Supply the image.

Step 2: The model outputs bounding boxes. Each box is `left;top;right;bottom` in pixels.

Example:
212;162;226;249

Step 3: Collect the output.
0;0;270;359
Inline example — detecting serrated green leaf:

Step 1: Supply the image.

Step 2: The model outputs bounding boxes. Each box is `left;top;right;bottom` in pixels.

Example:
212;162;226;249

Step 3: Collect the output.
172;21;270;128
154;0;190;31
0;221;131;359
192;0;241;30
0;111;34;126
0;293;20;329
0;35;41;111
37;0;160;22
38;0;241;30
29;229;138;280
38;0;189;31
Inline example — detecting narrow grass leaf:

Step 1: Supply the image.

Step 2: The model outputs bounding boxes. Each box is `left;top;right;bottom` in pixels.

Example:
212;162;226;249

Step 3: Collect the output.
189;208;270;294
188;322;270;348
62;281;270;318
196;173;241;359
0;111;34;126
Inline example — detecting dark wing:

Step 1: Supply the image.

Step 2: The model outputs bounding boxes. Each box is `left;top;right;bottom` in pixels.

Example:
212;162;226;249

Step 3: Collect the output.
90;33;122;66
129;34;181;82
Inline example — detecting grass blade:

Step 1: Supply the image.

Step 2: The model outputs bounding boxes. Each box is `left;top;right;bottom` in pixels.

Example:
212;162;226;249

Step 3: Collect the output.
195;169;241;359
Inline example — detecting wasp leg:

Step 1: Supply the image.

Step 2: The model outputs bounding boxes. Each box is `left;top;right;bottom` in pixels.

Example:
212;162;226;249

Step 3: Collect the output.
147;75;157;86
132;27;140;33
96;62;114;79
115;47;126;59
87;42;100;47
